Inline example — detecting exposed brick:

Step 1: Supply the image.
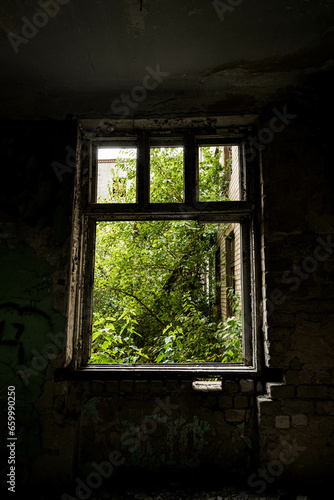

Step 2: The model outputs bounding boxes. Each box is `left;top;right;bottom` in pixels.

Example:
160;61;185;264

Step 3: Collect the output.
224;380;239;394
203;394;217;408
291;414;308;426
283;399;314;415
234;395;249;409
91;381;104;393
240;379;254;393
120;380;134;393
193;381;222;392
266;383;295;400
324;401;334;415
135;380;148;392
275;415;290;429
225;409;245;423
258;414;275;428
296;385;328;399
316;401;334;416
165;380;179;392
69;382;86;394
106;381;119;393
150;380;163;393
218;395;233;408
257;396;283;415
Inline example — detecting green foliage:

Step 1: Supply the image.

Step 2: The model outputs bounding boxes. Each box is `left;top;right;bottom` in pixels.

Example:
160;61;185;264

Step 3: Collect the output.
90;147;243;364
220;315;242;363
151;293;242;363
150;147;184;202
199;147;231;201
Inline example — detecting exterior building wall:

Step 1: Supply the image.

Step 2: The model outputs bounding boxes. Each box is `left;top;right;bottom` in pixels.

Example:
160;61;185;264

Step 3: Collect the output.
219;145;242;319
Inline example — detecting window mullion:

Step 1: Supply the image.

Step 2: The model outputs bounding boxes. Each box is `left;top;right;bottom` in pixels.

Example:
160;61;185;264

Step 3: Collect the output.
240;221;253;365
137;131;150;206
184;132;198;207
89;141;97;204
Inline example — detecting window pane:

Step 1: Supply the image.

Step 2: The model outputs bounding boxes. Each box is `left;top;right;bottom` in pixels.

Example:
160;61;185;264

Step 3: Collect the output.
198;145;240;201
90;221;243;364
150;147;184;202
97;147;136;203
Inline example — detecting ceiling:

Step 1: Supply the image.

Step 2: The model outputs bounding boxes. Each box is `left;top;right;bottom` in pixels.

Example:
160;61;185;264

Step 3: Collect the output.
0;0;333;120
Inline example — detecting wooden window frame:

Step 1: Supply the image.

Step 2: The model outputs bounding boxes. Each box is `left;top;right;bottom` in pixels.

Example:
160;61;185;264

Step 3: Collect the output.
226;231;236;318
64;117;262;377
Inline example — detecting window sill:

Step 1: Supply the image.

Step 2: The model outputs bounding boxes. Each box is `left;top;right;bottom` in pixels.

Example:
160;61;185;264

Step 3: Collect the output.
53;363;283;382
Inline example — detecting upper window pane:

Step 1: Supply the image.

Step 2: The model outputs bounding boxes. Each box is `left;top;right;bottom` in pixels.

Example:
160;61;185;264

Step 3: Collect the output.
198;145;240;201
97;147;137;203
150;147;184;203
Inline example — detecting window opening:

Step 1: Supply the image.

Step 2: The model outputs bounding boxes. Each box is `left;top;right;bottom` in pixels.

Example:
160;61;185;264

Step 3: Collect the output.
97;147;137;203
90;221;242;364
150;146;184;203
198;145;240;201
68;123;257;373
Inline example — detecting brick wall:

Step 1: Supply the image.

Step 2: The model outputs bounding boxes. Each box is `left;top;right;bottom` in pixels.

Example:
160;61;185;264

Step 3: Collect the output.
219;145;241;319
255;84;334;489
0;77;333;497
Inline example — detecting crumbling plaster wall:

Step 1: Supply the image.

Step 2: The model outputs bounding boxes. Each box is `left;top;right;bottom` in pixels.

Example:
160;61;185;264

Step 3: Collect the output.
0;120;77;492
0;74;333;496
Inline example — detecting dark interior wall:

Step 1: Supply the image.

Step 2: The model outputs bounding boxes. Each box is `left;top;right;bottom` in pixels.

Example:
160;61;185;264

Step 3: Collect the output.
256;74;334;490
0;120;77;493
0;71;334;498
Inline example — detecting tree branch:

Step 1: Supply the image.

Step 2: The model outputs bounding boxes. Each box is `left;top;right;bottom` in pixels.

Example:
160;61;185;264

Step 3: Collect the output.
107;287;166;327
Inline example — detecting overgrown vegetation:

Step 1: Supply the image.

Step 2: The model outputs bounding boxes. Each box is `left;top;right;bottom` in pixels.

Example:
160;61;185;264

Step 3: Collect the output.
90;147;242;364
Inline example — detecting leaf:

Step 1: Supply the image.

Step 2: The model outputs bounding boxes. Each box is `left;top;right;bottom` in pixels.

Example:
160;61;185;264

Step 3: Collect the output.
92;147;243;364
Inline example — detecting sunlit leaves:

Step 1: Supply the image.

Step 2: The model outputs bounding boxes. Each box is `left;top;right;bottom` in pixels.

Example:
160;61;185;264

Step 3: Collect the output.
199;147;230;201
90;147;242;364
150;147;184;202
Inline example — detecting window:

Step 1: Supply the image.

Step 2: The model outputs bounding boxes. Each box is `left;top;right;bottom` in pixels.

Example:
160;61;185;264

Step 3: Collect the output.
96;147;137;203
225;231;236;317
66;118;259;375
